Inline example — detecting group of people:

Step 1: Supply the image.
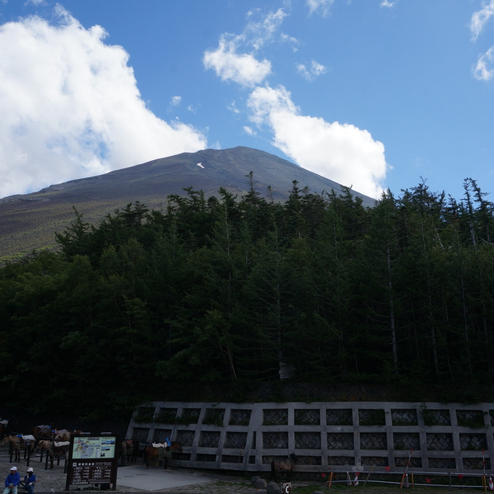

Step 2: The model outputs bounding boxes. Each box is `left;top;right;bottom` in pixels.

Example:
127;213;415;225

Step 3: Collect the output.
3;466;36;494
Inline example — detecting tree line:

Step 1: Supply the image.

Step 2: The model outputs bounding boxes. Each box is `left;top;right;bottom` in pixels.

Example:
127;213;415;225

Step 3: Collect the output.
0;178;492;420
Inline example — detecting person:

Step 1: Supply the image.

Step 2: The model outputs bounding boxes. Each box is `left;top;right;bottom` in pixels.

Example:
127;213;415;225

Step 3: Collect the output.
163;443;171;469
162;437;172;469
3;466;20;494
20;468;36;494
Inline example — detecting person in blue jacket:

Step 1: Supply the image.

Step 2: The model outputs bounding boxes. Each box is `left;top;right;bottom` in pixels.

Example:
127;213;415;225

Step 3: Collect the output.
3;466;20;494
20;468;36;494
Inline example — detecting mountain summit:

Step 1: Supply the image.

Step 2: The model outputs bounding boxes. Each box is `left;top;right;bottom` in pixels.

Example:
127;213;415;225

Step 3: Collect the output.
0;146;375;259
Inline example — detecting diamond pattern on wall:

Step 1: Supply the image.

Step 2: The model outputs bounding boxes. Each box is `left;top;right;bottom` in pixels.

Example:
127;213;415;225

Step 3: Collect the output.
422;409;450;426
391;409;418;426
327;433;354;450
362;456;388;466
326;409;353;425
224;432;247;449
328;456;355;466
456;410;484;428
263;409;288;425
359;409;385;426
428;457;456;469
395;457;422;468
263;432;288;449
460;433;487;451
295;432;321;449
229;409;251;426
295;409;320;425
176;430;195;447
463;458;491;470
360;432;387;450
426;433;454;451
202;408;225;426
178;408;201;424
393;433;420;450
199;431;220;448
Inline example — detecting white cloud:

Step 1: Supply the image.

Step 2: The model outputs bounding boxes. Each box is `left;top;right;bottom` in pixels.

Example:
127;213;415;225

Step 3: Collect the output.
170;95;182;106
311;60;327;76
248;85;387;198
0;7;206;198
245;8;287;51
203;36;271;87
297;64;311;80
227;100;241;114
306;0;334;16
380;0;395;8
297;60;327;80
25;0;46;5
243;125;256;136
203;8;294;88
473;46;494;80
280;32;299;52
470;0;494;41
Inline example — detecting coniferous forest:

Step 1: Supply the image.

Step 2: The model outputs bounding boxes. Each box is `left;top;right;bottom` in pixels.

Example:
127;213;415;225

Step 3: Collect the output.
0;178;492;420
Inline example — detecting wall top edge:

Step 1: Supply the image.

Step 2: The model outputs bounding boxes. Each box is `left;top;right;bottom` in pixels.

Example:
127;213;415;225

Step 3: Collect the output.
138;401;494;408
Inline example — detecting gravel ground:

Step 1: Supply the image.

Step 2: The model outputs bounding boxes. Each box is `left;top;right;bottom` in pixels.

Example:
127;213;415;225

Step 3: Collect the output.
0;450;259;493
0;449;482;494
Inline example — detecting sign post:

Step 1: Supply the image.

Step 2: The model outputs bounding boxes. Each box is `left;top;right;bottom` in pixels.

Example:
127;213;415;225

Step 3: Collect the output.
65;434;118;491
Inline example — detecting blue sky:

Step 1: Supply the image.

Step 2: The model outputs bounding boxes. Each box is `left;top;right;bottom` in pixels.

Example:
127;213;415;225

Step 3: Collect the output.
0;0;492;200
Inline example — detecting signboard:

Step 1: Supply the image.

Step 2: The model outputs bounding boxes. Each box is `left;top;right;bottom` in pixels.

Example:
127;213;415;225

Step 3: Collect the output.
69;461;113;485
73;436;116;459
65;435;118;491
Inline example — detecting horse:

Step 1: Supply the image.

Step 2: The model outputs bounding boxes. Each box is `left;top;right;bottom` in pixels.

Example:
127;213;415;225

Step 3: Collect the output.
144;445;159;468
36;440;52;463
20;434;36;463
271;454;298;482
1;434;21;462
37;439;69;469
120;439;139;465
33;425;52;441
144;442;181;469
54;429;71;442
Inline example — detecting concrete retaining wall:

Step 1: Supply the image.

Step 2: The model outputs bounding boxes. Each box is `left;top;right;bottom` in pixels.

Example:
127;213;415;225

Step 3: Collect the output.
126;401;494;474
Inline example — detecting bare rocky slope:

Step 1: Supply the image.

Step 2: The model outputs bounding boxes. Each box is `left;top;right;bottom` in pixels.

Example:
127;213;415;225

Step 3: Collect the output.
0;146;375;259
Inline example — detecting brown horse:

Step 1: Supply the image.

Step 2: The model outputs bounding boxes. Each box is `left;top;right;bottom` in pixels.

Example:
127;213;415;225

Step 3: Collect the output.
54;429;71;442
33;425;52;441
271;454;298;481
120;439;139;465
20;434;36;462
0;434;21;462
144;442;181;469
37;439;68;469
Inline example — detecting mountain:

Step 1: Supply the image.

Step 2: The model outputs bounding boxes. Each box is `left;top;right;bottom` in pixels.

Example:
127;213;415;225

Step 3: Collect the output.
0;146;375;259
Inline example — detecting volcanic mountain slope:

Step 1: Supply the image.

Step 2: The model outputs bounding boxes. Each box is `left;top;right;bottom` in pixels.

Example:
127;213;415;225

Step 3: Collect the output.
0;146;376;259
